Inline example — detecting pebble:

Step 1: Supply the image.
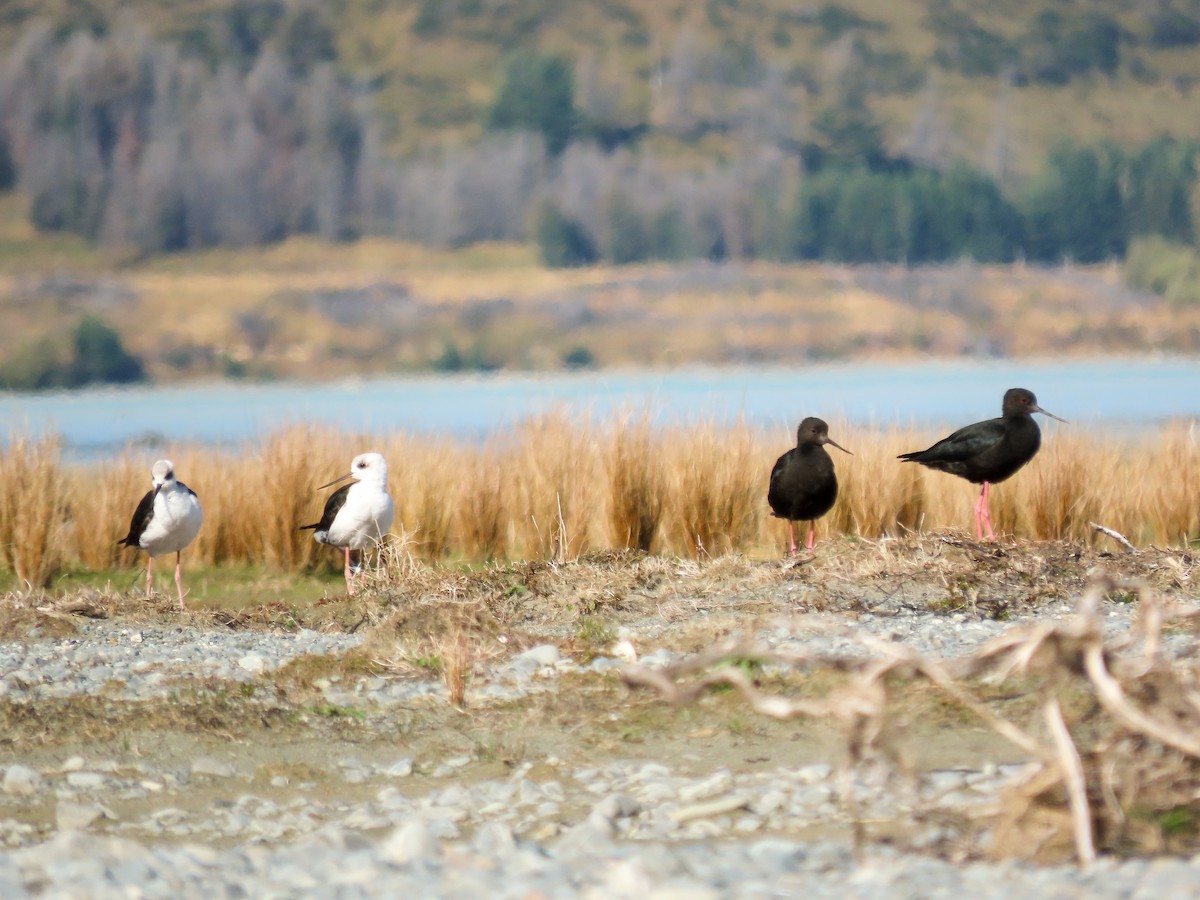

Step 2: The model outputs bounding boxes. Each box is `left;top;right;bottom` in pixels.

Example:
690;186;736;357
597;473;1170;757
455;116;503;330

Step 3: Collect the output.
55;802;108;831
191;758;237;779
380;821;439;866
2;590;1196;896
2;766;42;798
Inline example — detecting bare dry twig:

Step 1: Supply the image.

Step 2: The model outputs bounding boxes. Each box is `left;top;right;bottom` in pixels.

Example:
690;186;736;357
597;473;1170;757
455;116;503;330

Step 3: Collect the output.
1089;521;1137;553
621;571;1200;864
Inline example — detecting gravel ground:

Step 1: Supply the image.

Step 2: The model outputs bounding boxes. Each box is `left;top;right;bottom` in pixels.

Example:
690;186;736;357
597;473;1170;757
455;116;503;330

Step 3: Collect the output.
3;568;1199;897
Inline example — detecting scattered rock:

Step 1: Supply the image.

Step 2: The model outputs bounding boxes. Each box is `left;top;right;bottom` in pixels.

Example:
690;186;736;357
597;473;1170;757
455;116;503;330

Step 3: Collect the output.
3;765;42;798
191;758;236;779
669;794;751;824
380;821;439;867
56;802;108;831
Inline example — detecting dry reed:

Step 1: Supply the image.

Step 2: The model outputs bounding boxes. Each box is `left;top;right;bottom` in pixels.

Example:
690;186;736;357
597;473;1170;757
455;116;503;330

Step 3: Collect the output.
0;434;67;586
2;417;1198;581
606;413;665;552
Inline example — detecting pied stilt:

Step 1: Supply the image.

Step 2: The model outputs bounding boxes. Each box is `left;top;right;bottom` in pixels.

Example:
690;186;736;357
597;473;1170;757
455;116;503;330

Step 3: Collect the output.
118;459;204;609
300;451;395;594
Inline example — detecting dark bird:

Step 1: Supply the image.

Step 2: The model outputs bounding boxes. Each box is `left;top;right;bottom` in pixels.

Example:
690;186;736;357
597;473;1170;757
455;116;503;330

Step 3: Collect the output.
768;417;852;555
898;387;1066;540
118;459;204;609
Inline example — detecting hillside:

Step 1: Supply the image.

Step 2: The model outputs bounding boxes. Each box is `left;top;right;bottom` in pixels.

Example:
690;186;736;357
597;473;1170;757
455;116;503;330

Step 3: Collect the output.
4;0;1200;174
4;0;1200;386
0;192;1193;387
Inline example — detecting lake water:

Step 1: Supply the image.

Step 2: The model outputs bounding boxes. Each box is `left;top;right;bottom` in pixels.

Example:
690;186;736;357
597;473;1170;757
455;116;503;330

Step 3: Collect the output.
2;357;1198;458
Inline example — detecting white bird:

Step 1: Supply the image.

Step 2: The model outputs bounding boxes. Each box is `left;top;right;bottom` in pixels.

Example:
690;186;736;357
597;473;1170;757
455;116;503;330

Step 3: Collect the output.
301;451;395;595
118;459;204;609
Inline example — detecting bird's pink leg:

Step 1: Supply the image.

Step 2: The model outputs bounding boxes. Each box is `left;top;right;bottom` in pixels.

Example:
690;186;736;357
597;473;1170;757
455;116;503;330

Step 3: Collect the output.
974;482;993;540
175;552;186;611
805;521;816;552
344;547;355;596
788;521;797;557
146;557;154;597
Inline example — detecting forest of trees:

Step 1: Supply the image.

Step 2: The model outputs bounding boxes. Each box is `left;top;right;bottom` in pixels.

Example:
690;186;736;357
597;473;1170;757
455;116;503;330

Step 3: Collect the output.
1;9;1200;268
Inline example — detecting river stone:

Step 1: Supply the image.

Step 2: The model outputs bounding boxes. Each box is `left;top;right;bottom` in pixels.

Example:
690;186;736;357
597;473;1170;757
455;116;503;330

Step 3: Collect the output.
191;758;236;779
385;759;414;778
592;793;642;822
472;822;517;857
677;770;733;803
66;772;109;791
3;764;43;797
237;653;267;674
56;801;106;831
380;820;439;866
516;644;561;667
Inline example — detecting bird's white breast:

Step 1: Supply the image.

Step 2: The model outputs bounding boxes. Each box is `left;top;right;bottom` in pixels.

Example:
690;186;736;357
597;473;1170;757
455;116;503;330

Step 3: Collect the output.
140;485;204;557
326;481;394;550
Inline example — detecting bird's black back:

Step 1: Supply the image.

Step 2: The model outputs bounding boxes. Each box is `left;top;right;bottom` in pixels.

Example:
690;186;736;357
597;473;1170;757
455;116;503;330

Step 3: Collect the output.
898;415;1041;485
768;443;838;522
118;487;158;548
300;483;352;532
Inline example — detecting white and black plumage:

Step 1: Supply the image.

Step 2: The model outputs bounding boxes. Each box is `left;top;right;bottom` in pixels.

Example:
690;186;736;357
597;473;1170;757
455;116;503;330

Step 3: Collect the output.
118;459;204;609
300;451;394;594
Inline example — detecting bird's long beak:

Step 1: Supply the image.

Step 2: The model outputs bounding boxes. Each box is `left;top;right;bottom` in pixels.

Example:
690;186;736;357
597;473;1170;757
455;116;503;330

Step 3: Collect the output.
1033;405;1068;424
316;472;357;491
823;436;853;455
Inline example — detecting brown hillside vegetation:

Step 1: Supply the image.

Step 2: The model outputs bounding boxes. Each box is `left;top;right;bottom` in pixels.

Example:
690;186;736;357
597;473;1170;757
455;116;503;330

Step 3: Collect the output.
6;0;1200;173
0;201;1193;381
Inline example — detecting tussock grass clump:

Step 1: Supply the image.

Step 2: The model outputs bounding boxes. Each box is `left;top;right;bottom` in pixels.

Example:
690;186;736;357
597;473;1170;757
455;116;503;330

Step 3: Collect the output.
0;434;67;586
665;419;764;558
606;414;665;553
2;418;1199;580
513;411;603;560
67;453;144;572
455;443;512;561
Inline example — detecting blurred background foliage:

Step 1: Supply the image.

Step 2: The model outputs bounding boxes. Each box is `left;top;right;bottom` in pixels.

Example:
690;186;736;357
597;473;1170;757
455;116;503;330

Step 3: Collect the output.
6;1;1200;385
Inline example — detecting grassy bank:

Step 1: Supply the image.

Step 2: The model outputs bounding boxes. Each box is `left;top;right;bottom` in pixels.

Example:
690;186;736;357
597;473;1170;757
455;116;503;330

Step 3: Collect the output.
2;416;1197;587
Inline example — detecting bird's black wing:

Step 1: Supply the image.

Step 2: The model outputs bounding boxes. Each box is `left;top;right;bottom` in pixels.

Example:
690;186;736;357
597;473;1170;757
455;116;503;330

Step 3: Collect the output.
767;448;798;517
118;487;158;547
177;481;199;499
300;483;352;531
768;450;791;487
898;418;1007;464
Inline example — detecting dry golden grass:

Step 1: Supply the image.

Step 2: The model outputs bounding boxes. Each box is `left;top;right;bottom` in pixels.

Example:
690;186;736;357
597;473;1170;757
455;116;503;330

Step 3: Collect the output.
2;417;1198;582
0;434;67;586
606;414;666;552
665;419;765;558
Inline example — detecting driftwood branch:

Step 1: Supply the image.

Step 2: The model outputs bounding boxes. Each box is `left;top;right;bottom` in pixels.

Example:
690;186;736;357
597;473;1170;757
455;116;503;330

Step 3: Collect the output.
1088;521;1137;553
620;572;1200;867
1044;695;1095;867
